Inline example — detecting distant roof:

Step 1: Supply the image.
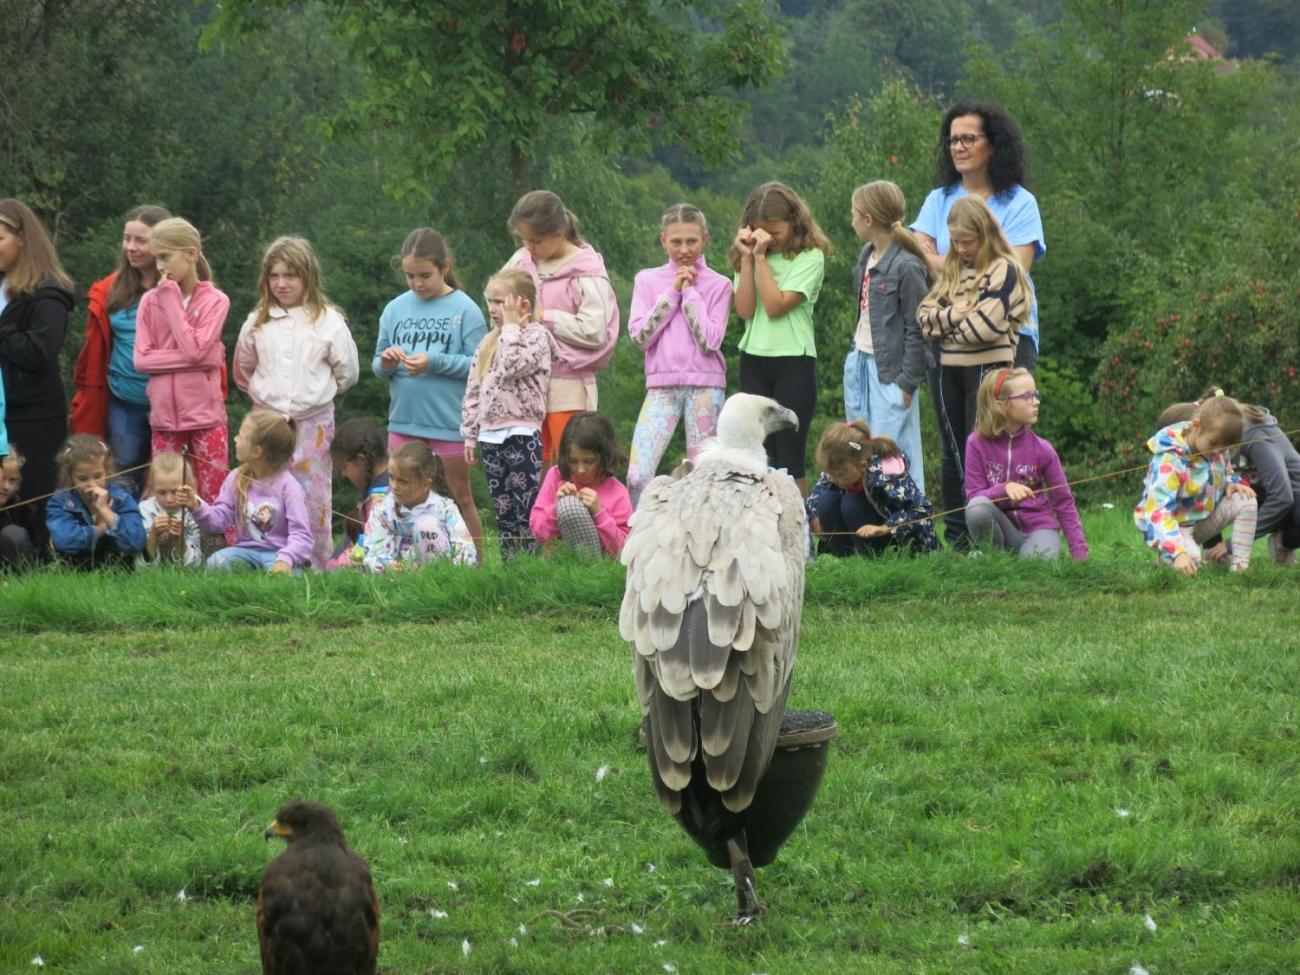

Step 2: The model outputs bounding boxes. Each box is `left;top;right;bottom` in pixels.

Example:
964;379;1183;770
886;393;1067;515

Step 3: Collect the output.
1185;35;1223;60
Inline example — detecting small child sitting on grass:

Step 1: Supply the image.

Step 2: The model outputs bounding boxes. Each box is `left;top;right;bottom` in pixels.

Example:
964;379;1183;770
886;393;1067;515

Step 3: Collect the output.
806;420;939;557
0;449;37;569
362;441;476;571
47;435;146;570
1135;394;1256;575
529;411;632;557
139;452;201;567
327;417;389;569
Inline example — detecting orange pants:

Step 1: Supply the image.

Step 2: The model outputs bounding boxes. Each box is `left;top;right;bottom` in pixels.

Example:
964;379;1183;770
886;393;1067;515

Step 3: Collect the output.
541;410;580;464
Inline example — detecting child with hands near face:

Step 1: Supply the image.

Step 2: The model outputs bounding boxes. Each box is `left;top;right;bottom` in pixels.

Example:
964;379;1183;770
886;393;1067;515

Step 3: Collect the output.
964;368;1087;560
529;412;632;557
46;435;146;570
460;269;552;561
175;410;313;573
625;203;731;507
1135;394;1257;575
362;441;476;571
807;421;939;558
138;451;201;567
326;418;390;569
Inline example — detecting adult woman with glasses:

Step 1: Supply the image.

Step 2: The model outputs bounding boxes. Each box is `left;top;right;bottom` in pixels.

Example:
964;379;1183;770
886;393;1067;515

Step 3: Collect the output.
910;102;1045;548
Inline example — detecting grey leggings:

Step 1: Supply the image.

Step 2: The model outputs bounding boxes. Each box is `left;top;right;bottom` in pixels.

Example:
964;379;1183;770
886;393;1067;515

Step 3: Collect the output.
966;496;1061;559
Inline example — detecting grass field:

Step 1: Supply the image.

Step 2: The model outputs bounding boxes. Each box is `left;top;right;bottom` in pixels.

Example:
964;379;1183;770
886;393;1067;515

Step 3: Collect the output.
2;507;1298;973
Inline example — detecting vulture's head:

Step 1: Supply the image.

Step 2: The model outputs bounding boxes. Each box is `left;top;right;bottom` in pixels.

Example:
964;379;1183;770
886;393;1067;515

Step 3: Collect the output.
265;799;347;846
716;393;799;454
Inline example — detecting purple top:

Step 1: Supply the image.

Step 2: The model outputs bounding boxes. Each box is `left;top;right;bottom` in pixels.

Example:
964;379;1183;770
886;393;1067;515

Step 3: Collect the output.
964;427;1088;559
193;467;315;567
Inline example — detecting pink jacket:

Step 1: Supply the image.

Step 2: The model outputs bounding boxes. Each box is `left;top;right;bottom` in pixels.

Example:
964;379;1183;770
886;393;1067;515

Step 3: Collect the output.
628;258;730;388
529;465;632;555
507;244;619;384
134;280;228;432
460;322;554;445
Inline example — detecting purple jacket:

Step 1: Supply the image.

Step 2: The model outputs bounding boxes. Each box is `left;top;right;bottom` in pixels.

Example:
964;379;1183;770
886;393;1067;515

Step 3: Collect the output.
193;467;314;568
964;428;1088;559
627;259;730;388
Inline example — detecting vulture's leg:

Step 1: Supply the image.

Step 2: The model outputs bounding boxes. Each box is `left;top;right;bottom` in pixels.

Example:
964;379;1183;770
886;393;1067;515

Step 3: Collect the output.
726;833;760;922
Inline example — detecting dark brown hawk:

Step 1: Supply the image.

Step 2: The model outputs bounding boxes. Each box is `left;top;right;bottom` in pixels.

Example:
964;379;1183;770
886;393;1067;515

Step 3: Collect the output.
258;800;379;975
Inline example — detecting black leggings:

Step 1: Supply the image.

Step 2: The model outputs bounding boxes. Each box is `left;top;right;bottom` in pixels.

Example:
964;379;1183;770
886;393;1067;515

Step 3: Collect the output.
738;352;816;478
928;358;1010;545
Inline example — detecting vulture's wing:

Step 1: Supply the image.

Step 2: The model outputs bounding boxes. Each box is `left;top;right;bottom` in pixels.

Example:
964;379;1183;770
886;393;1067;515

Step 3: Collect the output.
621;464;806;815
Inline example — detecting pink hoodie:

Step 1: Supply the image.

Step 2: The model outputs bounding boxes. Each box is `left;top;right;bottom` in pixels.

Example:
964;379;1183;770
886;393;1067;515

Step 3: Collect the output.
529;465;632;556
134;280;229;432
628;258;730;388
507;244;619;384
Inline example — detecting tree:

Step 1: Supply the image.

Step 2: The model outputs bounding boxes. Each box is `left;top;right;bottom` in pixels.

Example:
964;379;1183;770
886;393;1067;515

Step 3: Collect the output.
208;0;788;197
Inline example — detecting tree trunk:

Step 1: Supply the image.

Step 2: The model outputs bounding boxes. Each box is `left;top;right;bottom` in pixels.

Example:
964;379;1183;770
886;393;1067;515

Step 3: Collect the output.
509;144;533;197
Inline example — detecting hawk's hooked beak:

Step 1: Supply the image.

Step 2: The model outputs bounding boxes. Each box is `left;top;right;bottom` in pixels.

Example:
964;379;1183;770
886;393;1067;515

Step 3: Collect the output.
265;819;293;842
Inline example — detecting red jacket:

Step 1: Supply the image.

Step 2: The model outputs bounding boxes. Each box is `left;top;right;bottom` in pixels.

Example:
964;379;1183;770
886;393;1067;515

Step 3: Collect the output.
70;272;229;436
69;273;115;436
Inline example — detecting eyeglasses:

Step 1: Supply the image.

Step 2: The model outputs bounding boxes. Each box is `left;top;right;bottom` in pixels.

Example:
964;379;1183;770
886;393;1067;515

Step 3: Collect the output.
1005;391;1043;403
946;133;986;149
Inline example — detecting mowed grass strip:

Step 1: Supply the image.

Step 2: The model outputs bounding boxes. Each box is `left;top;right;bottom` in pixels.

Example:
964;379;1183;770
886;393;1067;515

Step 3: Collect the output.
3;570;1299;972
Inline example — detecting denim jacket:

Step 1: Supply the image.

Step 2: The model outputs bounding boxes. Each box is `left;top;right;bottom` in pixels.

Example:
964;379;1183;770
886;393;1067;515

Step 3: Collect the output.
47;483;146;555
850;242;929;393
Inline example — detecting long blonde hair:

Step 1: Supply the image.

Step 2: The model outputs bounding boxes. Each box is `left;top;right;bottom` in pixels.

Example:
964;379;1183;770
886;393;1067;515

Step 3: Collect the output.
476;268;538;382
851;181;931;278
250;236;338;328
975;367;1032;438
235;411;296;527
0;199;73;295
924;196;1027;310
149;218;213;282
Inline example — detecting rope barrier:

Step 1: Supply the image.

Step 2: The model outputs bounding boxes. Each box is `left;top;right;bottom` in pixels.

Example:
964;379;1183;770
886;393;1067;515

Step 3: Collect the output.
3;427;1296;544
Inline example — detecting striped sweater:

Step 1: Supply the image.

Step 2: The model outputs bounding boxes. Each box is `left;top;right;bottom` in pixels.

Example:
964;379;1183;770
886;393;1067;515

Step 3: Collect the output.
917;258;1026;366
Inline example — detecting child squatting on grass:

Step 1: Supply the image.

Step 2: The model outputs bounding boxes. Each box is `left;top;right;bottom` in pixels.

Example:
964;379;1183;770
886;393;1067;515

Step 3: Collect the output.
46;434;146;570
362;441;476;571
139;451;201;567
1135;394;1257;575
806;420;939;557
529;411;632;558
176;410;314;574
964;367;1088;561
326;417;390;570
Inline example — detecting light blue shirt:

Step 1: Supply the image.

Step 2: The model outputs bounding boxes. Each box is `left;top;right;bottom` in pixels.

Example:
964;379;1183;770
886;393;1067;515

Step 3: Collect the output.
911;183;1044;349
372;289;487;441
0;281;9;320
107;305;151;405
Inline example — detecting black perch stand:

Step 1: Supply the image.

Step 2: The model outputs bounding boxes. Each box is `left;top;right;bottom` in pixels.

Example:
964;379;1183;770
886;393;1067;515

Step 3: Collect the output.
642;708;838;869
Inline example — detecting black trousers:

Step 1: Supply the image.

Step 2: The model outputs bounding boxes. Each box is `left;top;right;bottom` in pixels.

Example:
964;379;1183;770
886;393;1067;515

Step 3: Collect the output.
6;409;68;549
738;352;817;479
927;358;1009;546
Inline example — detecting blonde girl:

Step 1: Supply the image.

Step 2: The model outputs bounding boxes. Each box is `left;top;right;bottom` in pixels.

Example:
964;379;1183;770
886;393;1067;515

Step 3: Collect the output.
964;368;1087;560
506;190;620;465
71;204;172;495
133;217;230;507
917;195;1030;547
234;236;359;569
363;441;476;571
461;268;552;561
374;228;487;564
845;181;931;492
730;181;833;494
0;198;76;526
1135;395;1257;575
176;410;314;572
626;203;732;507
806;420;938;557
139;451;201;567
46;434;145;569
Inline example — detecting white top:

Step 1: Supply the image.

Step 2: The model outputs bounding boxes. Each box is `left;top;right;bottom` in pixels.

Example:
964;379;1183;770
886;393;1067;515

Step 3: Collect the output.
138;496;202;568
233;304;359;418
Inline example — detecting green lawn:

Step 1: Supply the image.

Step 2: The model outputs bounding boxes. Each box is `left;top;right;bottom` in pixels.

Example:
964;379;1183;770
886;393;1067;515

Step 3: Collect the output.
2;508;1298;973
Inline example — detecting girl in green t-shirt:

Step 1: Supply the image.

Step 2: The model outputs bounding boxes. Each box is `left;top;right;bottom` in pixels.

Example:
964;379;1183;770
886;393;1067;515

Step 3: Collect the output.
730;181;832;494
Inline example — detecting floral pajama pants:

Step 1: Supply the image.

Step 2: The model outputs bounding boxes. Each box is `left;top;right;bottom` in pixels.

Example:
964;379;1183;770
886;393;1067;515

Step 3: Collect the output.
626;386;725;506
151;425;228;504
289;407;336;570
480;432;542;562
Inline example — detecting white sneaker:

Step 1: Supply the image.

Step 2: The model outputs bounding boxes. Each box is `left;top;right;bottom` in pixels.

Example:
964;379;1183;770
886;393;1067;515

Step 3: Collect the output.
1269;532;1296;567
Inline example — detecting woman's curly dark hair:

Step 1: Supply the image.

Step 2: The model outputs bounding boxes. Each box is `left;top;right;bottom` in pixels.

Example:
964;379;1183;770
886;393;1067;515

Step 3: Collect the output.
933;102;1030;198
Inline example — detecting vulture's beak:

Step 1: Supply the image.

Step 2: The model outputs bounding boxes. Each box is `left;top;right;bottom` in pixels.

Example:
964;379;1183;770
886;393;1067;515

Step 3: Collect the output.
265;819;293;842
765;406;799;434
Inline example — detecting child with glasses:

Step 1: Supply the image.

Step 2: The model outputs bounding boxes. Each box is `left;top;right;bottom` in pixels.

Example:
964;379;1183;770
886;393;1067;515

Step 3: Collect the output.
963;368;1087;560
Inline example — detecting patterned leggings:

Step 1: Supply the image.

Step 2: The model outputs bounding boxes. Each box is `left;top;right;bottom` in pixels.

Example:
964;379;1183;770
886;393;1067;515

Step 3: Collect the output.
152;425;228;504
627;386;725;506
480;432;542;562
1181;492;1258;570
288;407;335;570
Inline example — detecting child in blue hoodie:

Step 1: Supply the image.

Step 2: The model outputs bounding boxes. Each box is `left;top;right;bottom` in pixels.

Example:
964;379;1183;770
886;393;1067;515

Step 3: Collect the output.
374;228;488;564
47;434;145;570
